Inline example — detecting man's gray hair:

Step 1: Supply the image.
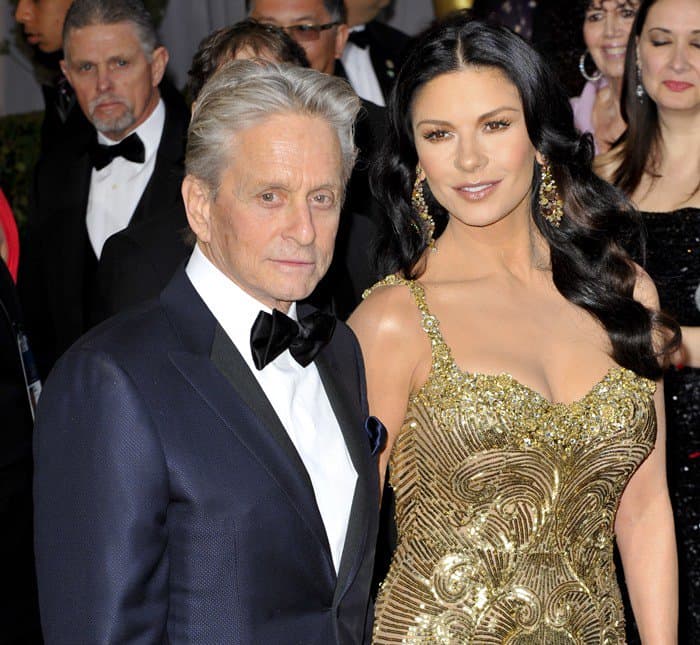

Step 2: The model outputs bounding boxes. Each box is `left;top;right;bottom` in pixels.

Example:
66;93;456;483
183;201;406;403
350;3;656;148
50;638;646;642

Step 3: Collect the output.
63;0;158;59
187;60;360;197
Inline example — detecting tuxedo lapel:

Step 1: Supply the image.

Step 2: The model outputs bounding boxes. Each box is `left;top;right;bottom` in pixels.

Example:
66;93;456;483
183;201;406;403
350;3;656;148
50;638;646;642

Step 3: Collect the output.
162;273;333;569
314;341;373;604
130;100;187;227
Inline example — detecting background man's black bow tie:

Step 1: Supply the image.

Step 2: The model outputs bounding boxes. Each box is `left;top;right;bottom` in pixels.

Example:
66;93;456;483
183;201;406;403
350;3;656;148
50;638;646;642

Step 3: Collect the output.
89;132;145;170
250;308;336;370
347;29;369;49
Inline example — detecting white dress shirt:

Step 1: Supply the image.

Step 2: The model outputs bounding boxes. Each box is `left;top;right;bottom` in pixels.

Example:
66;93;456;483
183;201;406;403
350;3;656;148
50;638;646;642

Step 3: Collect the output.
86;99;165;258
185;245;357;572
341;25;386;107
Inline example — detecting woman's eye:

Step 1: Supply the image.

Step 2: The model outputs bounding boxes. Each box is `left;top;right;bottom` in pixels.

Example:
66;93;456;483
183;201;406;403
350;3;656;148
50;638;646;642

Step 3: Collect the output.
423;129;450;141
621;8;637;19
651;39;670;46
585;12;603;22
484;120;511;132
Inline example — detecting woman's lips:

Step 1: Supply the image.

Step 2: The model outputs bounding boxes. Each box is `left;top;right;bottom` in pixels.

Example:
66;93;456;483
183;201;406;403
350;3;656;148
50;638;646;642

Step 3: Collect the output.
453;180;500;201
663;80;694;92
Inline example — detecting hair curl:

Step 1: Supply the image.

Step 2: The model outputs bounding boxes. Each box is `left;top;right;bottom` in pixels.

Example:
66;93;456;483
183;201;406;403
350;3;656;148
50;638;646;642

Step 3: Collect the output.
372;13;678;379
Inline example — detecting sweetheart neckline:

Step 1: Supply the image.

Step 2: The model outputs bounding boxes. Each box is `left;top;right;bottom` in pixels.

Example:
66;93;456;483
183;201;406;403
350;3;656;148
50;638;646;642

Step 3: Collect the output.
415;363;654;408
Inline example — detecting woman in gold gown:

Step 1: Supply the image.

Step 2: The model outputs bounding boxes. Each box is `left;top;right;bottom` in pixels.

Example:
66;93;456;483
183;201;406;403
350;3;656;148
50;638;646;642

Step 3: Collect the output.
349;14;679;644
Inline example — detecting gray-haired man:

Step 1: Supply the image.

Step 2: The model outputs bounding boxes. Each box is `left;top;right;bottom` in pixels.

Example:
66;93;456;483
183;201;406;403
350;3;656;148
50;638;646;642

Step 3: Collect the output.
34;60;380;644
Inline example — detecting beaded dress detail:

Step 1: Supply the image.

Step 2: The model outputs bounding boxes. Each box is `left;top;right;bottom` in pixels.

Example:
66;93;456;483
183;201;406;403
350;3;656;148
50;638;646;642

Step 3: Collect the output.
370;276;657;644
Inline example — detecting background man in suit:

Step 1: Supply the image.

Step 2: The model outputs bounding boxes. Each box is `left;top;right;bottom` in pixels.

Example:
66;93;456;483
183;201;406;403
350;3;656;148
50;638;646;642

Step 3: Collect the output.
20;0;190;374
341;0;412;106
34;59;380;644
14;0;88;155
246;0;387;319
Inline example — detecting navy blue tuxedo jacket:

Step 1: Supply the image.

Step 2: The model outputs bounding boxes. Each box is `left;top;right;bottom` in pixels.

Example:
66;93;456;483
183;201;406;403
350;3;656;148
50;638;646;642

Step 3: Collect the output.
34;267;379;644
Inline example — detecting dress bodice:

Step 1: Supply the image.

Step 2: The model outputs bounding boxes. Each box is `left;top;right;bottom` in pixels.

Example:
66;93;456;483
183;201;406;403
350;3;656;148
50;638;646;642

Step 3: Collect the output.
371;276;657;644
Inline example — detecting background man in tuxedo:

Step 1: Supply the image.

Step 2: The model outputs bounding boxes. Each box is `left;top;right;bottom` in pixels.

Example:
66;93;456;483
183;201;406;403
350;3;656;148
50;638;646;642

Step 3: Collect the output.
34;59;380;644
20;0;190;374
341;0;412;106
247;0;387;319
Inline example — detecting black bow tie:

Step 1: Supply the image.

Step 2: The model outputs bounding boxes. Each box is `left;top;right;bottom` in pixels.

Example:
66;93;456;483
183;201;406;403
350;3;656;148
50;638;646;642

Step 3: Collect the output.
348;29;369;49
250;308;336;370
89;132;145;170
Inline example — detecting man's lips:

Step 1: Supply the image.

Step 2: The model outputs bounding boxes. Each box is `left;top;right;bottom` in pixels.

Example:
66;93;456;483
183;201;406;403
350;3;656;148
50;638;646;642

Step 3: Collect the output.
25;33;40;45
453;180;501;200
663;80;694;92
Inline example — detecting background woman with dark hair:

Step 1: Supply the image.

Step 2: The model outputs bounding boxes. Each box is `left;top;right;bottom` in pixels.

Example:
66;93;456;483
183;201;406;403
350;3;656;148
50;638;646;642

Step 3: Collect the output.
350;13;678;643
571;0;639;153
598;0;700;638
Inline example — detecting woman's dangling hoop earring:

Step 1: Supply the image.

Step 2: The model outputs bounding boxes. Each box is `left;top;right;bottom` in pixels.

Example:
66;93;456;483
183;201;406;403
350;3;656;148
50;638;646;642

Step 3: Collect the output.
579;50;602;83
412;165;436;249
539;162;564;227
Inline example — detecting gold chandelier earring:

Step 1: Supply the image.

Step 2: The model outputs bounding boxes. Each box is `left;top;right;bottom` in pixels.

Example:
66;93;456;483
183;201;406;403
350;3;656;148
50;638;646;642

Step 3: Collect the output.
412;165;436;248
538;162;564;227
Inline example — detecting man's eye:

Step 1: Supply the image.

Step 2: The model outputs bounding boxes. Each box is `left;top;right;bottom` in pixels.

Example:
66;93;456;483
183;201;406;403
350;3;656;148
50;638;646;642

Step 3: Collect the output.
116;59;128;67
311;193;334;207
260;192;276;202
78;63;93;72
291;24;317;33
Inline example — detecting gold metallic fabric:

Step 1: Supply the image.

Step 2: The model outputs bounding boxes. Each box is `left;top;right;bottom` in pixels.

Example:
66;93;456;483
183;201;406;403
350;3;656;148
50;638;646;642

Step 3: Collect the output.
370;276;656;644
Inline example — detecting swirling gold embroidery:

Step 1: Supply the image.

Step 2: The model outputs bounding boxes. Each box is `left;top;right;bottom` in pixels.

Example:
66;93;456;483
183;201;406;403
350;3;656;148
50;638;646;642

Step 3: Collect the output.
371;278;655;645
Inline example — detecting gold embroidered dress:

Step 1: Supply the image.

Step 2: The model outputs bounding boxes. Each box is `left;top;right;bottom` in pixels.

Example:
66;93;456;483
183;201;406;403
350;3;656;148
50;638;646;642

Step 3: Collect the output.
371;277;657;644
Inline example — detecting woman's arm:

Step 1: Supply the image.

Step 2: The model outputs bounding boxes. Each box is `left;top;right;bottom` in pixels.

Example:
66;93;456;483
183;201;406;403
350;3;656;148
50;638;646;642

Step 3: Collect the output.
348;284;428;490
615;271;678;643
615;379;677;643
677;325;700;368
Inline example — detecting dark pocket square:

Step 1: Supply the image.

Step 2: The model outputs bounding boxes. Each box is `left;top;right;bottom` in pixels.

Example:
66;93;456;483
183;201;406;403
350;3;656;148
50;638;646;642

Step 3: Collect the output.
364;416;387;456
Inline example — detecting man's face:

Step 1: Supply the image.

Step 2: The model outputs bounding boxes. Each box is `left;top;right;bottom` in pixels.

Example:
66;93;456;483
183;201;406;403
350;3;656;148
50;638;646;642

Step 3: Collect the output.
60;22;167;141
183;112;344;312
15;0;74;53
249;0;348;74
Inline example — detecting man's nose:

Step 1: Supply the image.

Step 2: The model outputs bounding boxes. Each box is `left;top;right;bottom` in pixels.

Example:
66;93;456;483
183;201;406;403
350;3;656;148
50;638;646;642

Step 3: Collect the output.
285;199;317;246
15;0;34;25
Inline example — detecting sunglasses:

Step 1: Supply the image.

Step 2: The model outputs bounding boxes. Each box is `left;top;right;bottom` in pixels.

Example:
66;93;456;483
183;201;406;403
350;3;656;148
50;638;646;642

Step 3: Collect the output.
279;21;340;42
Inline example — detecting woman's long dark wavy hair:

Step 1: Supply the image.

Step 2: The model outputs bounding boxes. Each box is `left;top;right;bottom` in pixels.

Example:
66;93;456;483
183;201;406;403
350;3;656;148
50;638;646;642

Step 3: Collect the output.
613;0;661;195
372;12;678;379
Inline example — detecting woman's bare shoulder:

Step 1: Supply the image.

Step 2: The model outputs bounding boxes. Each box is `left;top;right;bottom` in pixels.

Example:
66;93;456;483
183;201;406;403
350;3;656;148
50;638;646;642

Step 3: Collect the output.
348;276;425;350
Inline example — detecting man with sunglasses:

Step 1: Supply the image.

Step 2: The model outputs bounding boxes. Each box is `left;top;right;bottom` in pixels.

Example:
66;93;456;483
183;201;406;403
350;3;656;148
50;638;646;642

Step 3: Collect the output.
247;0;349;75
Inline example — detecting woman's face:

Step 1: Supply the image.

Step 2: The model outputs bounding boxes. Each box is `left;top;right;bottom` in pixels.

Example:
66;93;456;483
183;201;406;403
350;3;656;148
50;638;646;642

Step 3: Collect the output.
638;0;700;112
411;66;539;231
583;1;638;81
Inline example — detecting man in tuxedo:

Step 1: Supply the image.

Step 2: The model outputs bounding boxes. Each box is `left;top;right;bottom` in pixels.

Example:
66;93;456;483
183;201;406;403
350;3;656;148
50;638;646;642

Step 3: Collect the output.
341;0;412;106
247;0;387;319
20;0;190;373
34;59;381;644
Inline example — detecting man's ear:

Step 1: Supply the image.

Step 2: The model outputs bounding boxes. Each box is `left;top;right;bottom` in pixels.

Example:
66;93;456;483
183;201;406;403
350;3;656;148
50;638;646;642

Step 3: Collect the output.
182;175;213;244
59;59;73;87
334;23;349;59
150;46;169;87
